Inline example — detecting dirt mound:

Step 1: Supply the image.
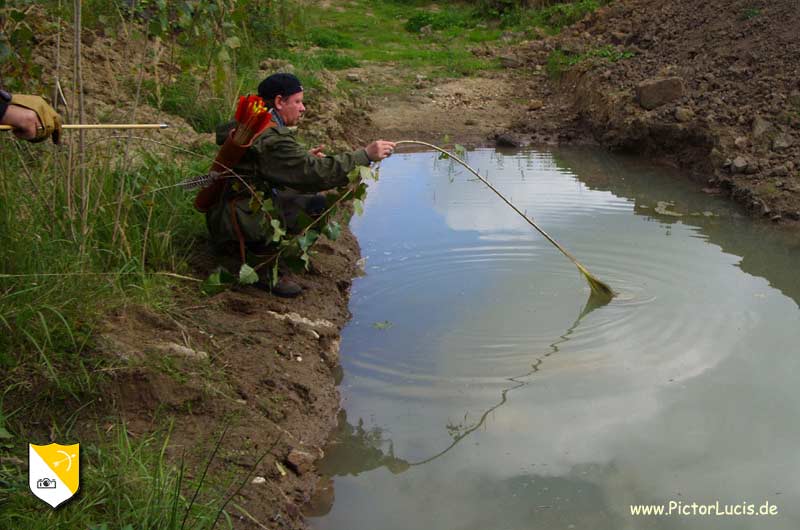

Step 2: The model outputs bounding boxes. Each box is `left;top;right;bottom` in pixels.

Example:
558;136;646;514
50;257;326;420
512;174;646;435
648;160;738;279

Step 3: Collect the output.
511;0;800;222
97;230;361;528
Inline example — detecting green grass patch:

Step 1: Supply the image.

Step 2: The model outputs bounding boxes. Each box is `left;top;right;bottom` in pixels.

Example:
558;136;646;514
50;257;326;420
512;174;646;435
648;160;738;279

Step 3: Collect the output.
741;6;762;20
308;27;355;48
530;0;606;33
404;8;476;33
0;424;232;529
546;45;634;79
318;51;360;70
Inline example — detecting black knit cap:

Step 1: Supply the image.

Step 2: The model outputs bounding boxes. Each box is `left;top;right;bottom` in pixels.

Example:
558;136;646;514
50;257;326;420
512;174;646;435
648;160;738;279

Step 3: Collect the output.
258;73;303;101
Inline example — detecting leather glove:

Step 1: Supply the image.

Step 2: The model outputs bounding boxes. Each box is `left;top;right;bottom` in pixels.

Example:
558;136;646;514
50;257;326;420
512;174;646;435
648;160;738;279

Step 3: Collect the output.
9;94;63;144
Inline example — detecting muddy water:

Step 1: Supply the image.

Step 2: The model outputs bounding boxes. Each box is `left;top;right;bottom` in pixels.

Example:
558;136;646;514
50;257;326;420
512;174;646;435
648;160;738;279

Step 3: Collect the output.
308;148;800;530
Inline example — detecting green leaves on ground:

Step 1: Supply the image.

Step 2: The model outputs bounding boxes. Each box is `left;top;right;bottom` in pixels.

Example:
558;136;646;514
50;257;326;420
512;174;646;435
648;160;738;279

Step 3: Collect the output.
201;268;235;295
238;264;259;285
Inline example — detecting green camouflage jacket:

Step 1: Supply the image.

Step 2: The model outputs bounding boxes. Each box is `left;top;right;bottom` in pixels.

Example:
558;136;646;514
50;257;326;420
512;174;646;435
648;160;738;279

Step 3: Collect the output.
206;121;371;246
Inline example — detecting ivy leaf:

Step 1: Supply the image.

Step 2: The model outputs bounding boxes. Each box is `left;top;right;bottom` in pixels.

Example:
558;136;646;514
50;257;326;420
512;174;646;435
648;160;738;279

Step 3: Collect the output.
347;166;361;183
323;220;341;241
270;219;286;242
454;144;466;157
238;264;259;285
249;191;265;213
224;36;241;49
201;268;234;295
300;251;310;270
438;151;450;160
283;255;305;273
359;166;374;181
353;182;368;201
354;199;364;216
297;231;319;252
291;211;312;232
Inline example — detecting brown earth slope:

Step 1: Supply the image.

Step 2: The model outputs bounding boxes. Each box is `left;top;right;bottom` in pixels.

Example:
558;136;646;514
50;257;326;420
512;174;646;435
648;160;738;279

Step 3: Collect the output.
508;0;800;223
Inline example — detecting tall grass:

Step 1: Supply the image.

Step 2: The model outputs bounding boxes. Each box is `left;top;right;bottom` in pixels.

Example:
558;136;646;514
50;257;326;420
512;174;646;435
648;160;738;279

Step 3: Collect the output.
0;139;206;394
0;424;232;529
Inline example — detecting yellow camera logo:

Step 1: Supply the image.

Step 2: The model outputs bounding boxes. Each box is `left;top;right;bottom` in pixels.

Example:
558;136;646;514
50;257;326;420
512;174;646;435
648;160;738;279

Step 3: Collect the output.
28;443;79;508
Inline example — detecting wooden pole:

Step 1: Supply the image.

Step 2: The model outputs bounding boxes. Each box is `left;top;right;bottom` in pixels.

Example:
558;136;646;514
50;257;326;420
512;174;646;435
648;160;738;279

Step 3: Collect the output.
0;124;170;130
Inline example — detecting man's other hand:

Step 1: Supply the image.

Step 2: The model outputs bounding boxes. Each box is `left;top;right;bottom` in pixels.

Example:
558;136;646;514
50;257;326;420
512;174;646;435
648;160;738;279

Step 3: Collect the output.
365;140;396;162
309;144;326;158
7;94;62;144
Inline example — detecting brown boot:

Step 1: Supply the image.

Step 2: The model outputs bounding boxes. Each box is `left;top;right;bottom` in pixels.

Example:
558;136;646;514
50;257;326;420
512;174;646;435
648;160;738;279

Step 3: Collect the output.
270;275;303;298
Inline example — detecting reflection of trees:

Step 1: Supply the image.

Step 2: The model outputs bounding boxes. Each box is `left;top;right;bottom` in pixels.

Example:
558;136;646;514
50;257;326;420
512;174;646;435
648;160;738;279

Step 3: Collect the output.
551;147;800;307
317;410;410;478
318;293;602;478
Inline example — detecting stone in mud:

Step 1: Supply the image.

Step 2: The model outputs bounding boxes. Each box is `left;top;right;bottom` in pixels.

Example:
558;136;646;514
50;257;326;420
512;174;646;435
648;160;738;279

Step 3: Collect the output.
528;99;544;111
636;77;685;110
346;73;362;83
752;115;773;139
772;134;793;151
674;106;694;122
495;133;520;148
286;449;316;475
731;156;749;173
499;55;523;69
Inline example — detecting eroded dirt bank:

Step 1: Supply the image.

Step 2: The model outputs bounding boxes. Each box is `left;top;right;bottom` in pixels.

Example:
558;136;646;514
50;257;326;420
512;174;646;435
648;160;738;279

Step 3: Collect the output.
502;0;800;224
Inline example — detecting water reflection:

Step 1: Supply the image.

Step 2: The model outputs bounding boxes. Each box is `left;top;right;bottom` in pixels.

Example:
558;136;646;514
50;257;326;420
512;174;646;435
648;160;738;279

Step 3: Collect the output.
310;293;603;512
311;148;800;530
552;147;800;307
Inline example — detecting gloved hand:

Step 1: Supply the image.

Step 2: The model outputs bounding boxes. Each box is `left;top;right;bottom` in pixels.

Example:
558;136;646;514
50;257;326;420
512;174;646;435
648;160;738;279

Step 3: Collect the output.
9;94;62;144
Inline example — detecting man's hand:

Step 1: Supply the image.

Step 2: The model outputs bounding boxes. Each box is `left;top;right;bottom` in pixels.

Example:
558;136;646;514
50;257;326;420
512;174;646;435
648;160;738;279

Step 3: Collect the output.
308;144;326;159
7;94;62;144
365;140;396;162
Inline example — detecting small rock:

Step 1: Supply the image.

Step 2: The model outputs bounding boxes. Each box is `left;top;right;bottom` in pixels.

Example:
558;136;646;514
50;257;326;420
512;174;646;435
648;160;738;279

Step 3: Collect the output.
499;55;523;69
770;166;790;177
286;449;316;475
346;73;361;83
710;148;726;168
772;134;793;152
528;99;544;111
495;133;520;148
636;77;685;110
731;156;749;173
251;476;267;485
734;136;749;149
419;24;433;37
752;115;773;138
153;342;208;361
674;107;694;122
610;31;629;44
